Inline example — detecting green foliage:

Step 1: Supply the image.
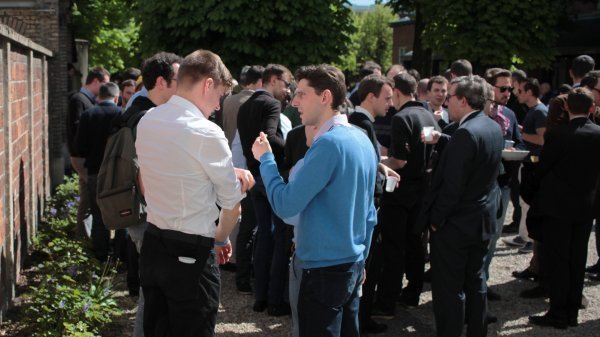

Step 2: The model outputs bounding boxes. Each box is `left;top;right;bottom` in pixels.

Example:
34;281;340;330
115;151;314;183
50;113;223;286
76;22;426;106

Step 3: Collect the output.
387;0;563;70
137;0;355;77
72;0;141;73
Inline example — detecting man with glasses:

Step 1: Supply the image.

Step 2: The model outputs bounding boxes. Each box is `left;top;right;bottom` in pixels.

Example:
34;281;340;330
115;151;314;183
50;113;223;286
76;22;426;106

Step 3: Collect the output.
237;64;294;316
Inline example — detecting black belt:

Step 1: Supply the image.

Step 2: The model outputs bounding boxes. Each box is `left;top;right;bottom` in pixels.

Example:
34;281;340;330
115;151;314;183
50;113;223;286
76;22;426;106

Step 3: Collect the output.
146;223;214;248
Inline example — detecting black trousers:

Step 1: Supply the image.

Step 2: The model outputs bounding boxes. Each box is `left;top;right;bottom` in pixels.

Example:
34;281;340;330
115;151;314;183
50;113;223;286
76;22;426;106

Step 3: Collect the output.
235;195;256;287
359;223;384;323
377;185;425;311
140;224;220;337
431;224;488;337
541;216;593;321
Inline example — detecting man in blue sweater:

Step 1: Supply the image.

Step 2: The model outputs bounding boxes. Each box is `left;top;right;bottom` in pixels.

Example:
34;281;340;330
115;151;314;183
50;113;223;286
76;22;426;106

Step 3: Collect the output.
252;64;378;337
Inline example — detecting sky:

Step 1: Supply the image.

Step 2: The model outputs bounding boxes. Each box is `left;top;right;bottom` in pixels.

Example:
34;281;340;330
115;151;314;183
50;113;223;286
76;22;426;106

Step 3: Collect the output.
348;0;379;6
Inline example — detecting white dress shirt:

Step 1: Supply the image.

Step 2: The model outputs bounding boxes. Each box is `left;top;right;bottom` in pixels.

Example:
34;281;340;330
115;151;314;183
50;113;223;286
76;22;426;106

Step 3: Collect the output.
136;95;244;237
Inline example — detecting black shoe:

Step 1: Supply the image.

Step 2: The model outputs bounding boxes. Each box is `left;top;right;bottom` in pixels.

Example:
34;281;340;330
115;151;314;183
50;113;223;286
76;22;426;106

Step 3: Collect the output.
236;282;252;295
361;318;388;334
502;222;519;234
589;273;600;281
512;268;538;281
371;307;395;320
585;262;600;274
487;314;498;324
219;262;237;272
487;288;501;301
520;285;548;299
267;303;291;317
423;268;432;283
529;313;568;329
253;300;268;312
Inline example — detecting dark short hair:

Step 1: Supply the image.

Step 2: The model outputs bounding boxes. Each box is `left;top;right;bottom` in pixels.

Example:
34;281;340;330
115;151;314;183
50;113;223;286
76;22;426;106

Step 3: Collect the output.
121;67;141;81
558;84;572;94
407;68;421;81
262;64;291;84
393;72;417;96
295;64;346;110
240;65;265;86
358;74;393;103
142;52;182;90
358;61;382;79
522;78;541;98
120;79;136;90
450;59;472;77
98;82;119;99
581;70;600;90
178;49;233;89
567;87;594;114
571;55;595;79
512;69;527;84
451;75;487;111
85;67;110;85
484;68;512;86
427;75;448;91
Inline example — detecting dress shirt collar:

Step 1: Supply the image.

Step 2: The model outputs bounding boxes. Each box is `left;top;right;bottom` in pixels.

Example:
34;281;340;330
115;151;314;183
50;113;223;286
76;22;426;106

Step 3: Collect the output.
314;113;350;141
354;106;375;122
459;110;479;126
168;95;205;119
80;87;95;101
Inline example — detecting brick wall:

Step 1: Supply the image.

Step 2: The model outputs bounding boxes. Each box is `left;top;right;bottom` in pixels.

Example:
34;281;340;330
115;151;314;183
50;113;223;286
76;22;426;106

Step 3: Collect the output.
0;25;51;323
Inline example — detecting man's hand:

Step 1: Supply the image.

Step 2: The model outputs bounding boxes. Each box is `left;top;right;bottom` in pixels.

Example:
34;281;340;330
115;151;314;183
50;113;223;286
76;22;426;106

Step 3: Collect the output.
234;168;255;193
421;130;441;145
252;132;272;161
215;241;232;265
378;163;401;188
433;110;443;122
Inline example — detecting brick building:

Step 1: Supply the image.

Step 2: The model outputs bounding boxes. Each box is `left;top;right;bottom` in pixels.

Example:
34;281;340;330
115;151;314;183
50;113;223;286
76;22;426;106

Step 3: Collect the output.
0;0;73;320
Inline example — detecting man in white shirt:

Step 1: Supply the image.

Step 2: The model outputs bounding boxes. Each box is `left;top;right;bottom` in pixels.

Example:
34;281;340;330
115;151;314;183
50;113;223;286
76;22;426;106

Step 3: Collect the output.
135;49;254;337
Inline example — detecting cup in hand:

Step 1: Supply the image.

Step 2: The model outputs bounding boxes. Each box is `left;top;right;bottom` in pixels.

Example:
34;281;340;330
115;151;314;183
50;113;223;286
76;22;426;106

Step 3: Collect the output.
423;126;435;141
385;176;398;192
504;140;515;149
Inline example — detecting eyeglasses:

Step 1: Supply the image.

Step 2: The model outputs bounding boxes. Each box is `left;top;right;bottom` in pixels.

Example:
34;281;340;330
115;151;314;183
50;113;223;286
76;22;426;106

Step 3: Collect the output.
279;78;291;88
494;85;513;93
445;93;457;102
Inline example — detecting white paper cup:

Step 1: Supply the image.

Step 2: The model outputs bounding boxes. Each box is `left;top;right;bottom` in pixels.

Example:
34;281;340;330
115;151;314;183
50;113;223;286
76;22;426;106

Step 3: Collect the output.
423;126;434;141
385;176;398;192
504;140;515;149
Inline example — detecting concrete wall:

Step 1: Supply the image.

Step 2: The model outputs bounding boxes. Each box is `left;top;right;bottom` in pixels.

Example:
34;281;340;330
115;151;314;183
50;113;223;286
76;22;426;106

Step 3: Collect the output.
0;24;52;322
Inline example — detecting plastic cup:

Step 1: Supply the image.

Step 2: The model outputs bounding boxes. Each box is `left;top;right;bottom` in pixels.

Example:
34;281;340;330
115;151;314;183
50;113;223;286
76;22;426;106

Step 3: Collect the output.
504;140;515;149
423;126;434;141
385;176;398;192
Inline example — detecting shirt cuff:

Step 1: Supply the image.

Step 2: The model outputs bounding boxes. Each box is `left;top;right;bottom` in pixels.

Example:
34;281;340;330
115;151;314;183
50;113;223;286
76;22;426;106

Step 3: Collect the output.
260;152;275;163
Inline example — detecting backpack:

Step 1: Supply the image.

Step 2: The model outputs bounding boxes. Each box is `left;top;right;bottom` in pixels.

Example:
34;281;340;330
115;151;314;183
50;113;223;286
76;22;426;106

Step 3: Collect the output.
96;110;147;230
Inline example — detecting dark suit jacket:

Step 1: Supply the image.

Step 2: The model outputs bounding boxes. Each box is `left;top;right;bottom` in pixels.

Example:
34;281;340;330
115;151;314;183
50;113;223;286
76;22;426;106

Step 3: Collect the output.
237;91;285;176
421;111;504;240
74;101;122;175
533;117;600;222
280;125;308;180
67;91;95;156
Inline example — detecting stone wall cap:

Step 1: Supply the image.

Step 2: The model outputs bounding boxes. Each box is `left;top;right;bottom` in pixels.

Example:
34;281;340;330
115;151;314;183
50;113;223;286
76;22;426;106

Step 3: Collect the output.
0;23;52;56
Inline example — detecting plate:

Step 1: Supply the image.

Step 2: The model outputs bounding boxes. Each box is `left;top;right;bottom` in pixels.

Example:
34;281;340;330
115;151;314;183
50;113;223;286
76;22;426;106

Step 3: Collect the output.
502;149;530;161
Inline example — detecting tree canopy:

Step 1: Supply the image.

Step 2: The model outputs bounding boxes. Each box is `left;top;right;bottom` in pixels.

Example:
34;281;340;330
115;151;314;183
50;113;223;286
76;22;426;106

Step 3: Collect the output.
137;0;355;78
72;0;141;74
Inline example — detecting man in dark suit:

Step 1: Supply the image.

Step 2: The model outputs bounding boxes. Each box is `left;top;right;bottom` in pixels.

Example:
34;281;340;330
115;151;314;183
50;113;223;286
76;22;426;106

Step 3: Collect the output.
421;76;504;337
67;67;110;238
237;64;293;315
74;82;122;262
529;88;600;329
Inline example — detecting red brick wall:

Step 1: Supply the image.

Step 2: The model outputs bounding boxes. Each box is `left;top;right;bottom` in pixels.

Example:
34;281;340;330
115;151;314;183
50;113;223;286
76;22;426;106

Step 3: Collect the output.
0;27;51;322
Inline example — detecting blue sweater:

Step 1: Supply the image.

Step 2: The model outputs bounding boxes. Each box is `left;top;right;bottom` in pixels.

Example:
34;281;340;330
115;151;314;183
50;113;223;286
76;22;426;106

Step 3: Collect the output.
259;125;377;268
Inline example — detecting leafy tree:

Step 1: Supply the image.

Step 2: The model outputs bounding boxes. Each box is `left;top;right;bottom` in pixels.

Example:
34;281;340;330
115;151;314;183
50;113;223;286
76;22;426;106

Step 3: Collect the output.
72;0;141;74
387;0;565;75
137;0;355;78
356;5;395;72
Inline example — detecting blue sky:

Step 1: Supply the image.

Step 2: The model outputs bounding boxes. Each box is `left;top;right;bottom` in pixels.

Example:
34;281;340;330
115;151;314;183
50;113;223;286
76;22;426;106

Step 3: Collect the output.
349;0;379;6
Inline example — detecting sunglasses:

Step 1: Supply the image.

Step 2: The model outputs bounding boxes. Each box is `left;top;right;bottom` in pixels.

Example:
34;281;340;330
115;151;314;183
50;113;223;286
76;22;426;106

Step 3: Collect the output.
494;85;513;93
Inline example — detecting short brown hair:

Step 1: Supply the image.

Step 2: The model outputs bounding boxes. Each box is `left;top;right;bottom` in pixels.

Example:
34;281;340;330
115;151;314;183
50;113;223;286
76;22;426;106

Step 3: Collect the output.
567;87;594;115
85;67;110;85
295;64;346;110
177;49;233;90
358;74;393;103
426;75;448;91
484;68;512;86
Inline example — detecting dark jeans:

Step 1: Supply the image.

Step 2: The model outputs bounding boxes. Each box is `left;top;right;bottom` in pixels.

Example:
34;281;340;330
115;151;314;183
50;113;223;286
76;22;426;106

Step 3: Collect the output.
509;162;521;224
431;224;489;337
541;216;593;322
236;195;256;287
377;185;425;310
251;177;290;305
298;260;364;337
140;224;220;337
87;174;110;262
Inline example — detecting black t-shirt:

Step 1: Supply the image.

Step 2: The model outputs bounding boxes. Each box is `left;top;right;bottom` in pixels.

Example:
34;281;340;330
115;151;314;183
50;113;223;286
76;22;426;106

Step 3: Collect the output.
522;103;548;156
390;101;439;182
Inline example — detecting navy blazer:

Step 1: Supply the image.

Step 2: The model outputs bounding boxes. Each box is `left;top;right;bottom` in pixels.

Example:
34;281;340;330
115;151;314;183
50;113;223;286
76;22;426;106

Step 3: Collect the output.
420;111;504;241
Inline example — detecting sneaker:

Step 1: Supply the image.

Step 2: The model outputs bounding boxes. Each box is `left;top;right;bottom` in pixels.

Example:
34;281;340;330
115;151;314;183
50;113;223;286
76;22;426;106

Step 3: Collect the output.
518;241;534;254
502;235;527;247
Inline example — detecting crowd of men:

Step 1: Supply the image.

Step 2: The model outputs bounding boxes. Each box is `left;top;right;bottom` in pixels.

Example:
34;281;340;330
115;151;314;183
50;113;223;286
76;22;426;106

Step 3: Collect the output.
66;50;600;337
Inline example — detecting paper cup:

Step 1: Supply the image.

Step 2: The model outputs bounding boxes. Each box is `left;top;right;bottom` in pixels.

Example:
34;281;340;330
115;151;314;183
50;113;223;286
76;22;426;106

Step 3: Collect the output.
423;126;434;141
504;140;515;149
385;176;398;192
